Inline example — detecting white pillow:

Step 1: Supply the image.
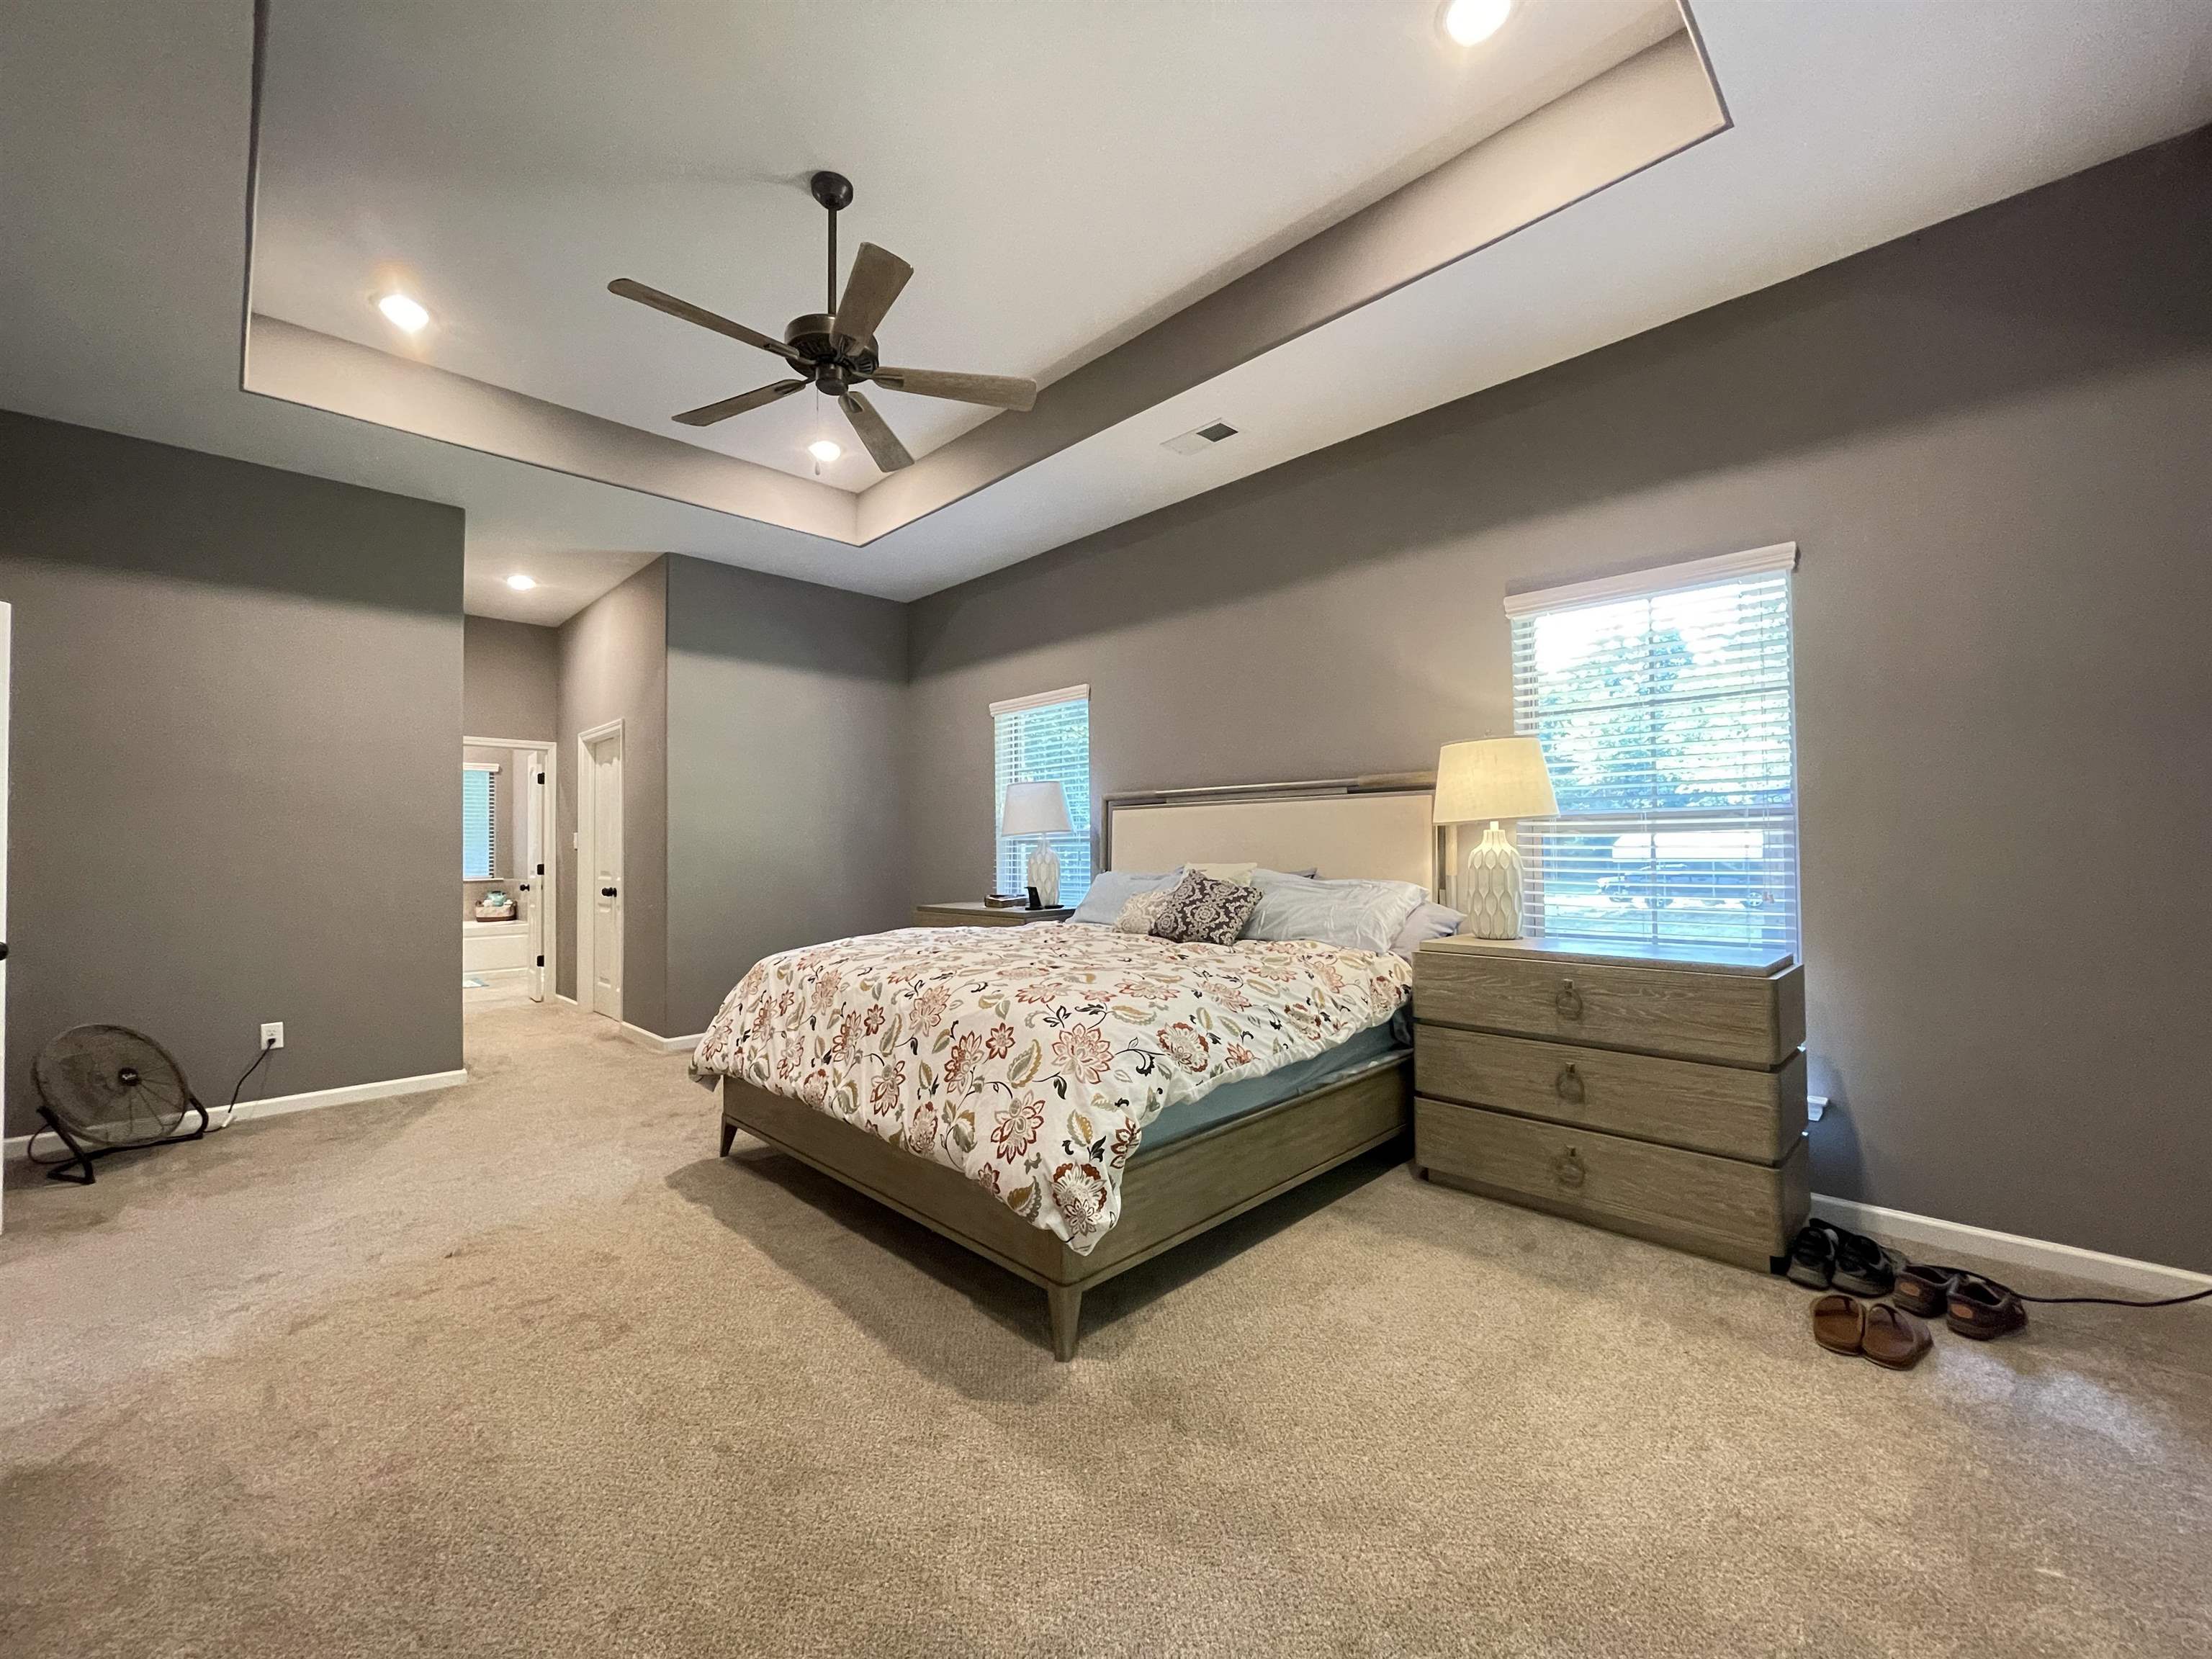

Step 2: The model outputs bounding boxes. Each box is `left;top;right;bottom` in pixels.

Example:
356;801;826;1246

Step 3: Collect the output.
1391;901;1465;959
1241;868;1428;955
1187;861;1256;886
1068;868;1182;926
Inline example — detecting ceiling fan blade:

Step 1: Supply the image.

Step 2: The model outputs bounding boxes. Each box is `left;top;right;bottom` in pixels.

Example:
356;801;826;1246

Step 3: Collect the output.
832;242;913;348
873;367;1037;412
670;378;808;426
608;278;799;361
839;390;913;472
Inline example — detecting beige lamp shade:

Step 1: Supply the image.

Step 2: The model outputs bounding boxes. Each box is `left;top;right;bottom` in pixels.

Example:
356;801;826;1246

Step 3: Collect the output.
999;778;1073;837
1433;737;1558;824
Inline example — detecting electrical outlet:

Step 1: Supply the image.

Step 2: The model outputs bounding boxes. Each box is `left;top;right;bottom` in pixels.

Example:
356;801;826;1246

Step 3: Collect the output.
261;1022;284;1050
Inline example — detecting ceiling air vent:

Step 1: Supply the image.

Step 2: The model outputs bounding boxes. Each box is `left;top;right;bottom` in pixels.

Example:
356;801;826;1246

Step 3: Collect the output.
1161;420;1240;456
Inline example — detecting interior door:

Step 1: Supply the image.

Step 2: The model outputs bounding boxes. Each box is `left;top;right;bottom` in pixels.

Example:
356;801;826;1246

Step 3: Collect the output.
523;747;547;1002
0;602;10;1233
589;732;623;1020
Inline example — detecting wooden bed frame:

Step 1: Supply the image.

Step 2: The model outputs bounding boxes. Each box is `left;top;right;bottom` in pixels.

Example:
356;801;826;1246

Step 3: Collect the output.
720;1057;1407;1359
715;775;1437;1359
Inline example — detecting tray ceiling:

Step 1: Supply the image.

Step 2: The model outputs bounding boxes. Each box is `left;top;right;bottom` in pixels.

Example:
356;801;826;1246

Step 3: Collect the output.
251;0;1684;490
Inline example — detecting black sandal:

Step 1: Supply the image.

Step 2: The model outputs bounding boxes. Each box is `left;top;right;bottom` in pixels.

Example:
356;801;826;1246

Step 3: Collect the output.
1787;1221;1840;1290
1832;1233;1906;1298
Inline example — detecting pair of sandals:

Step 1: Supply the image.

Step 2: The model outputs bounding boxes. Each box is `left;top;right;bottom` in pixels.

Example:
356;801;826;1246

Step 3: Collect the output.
1812;1293;1931;1370
1787;1219;1906;1297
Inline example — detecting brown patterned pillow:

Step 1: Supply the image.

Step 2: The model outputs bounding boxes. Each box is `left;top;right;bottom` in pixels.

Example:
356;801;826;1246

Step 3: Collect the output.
1146;869;1261;946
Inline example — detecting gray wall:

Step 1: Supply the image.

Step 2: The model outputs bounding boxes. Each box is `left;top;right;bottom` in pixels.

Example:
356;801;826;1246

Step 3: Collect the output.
462;614;558;742
1;413;463;1137
906;132;2212;1270
556;558;667;1026
665;555;908;1037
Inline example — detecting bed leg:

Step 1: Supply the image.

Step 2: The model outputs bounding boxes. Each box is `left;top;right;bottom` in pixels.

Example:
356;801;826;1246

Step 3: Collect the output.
719;1118;738;1157
1046;1285;1083;1362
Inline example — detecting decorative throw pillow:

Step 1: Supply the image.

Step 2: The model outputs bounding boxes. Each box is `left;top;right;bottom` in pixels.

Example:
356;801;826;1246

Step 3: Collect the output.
1112;889;1173;934
1146;868;1262;946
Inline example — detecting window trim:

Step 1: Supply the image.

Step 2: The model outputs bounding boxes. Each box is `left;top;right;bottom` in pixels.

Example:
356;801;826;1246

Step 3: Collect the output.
1504;541;1797;618
989;683;1089;718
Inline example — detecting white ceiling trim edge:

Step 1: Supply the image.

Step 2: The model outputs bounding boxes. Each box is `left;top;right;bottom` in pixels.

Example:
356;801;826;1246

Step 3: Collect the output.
238;22;1722;554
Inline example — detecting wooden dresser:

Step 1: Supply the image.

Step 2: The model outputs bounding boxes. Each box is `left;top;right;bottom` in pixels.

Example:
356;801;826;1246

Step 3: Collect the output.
912;902;1074;927
1412;936;1809;1271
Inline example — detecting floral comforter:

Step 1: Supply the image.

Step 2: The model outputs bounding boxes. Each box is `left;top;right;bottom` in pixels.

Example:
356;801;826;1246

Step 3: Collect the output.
691;925;1412;1254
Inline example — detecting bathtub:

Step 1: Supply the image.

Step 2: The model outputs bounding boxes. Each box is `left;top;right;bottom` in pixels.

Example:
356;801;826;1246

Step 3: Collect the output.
464;917;532;976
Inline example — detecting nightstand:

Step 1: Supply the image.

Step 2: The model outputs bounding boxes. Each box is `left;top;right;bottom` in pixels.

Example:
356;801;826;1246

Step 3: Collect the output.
912;902;1074;928
1412;935;1809;1271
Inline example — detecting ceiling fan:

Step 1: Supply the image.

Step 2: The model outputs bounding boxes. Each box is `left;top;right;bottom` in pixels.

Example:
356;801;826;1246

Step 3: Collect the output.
608;171;1037;473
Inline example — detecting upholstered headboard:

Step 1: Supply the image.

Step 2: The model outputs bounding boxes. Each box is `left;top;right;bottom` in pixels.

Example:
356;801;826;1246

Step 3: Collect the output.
1101;775;1441;896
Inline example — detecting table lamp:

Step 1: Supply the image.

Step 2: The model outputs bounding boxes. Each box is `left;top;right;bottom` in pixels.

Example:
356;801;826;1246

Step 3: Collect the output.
999;779;1073;908
1434;737;1558;939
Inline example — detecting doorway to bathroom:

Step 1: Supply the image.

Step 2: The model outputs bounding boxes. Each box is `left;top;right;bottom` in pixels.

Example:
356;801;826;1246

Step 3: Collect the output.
462;734;555;1006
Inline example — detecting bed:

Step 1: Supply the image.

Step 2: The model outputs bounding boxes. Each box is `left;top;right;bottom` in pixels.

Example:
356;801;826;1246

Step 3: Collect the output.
698;775;1442;1359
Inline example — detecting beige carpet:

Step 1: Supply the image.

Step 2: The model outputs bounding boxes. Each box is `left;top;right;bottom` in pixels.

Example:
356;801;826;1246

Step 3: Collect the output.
2;999;2207;1658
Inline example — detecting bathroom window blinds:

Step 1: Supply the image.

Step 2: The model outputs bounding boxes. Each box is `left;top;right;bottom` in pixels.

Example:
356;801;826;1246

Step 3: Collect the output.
463;764;498;881
1507;545;1799;954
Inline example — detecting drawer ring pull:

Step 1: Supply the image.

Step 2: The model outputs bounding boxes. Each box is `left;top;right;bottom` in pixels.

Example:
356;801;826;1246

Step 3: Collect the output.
1555;979;1584;1021
1553;1148;1587;1190
1555;1064;1585;1104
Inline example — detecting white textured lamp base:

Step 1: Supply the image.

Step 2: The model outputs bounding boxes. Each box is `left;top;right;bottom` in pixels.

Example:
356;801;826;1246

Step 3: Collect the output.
1462;821;1524;940
1025;842;1061;909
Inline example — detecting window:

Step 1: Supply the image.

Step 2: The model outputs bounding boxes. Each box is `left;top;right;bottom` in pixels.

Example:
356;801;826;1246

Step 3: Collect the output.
1508;544;1798;953
992;685;1092;903
463;763;498;881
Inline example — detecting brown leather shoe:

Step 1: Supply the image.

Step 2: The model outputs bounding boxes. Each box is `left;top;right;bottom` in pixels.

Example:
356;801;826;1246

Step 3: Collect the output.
1894;1263;1966;1318
1946;1274;2028;1340
1861;1303;1933;1370
1812;1292;1866;1356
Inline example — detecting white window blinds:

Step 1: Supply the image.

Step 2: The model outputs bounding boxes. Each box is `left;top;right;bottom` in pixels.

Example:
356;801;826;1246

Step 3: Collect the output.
1507;545;1799;953
463;764;498;881
992;686;1092;903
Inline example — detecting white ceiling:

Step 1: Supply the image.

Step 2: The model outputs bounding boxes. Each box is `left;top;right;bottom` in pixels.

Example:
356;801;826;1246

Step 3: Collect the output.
253;0;1679;490
4;2;2211;625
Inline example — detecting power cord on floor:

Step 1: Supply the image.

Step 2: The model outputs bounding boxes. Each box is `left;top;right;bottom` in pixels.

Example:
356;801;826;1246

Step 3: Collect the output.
2011;1284;2212;1309
211;1038;278;1131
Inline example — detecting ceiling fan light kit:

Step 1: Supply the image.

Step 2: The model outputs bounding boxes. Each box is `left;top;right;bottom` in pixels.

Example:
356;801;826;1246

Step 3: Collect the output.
608;169;1037;472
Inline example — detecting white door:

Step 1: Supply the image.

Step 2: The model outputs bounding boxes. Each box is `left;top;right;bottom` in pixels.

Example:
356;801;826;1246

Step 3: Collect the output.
523;748;547;1002
0;602;9;1233
588;730;623;1020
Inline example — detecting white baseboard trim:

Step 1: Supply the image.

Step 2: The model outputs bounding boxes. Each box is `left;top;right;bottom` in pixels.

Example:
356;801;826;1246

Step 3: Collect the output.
4;1066;470;1161
1813;1194;2212;1300
554;992;579;1007
619;1022;704;1056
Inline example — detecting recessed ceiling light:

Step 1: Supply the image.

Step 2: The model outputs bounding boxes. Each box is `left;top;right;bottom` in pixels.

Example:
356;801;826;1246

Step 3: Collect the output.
1439;0;1511;48
377;292;430;333
807;439;843;464
505;573;536;591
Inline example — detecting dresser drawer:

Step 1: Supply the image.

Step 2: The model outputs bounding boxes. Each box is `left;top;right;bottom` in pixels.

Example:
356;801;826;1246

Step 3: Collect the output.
1416;1026;1805;1164
1414;948;1803;1068
1415;1096;1809;1267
